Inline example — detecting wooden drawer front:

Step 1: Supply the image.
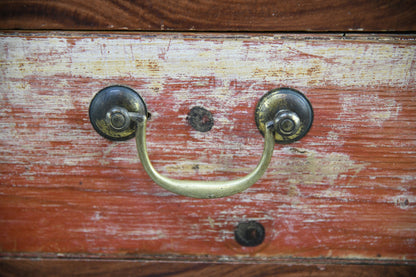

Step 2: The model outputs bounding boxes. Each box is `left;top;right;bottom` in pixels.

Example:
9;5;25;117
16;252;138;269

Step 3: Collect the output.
0;33;415;262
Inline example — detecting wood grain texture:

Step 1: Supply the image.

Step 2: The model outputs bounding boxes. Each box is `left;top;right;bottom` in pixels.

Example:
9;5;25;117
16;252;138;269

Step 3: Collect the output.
0;0;415;32
1;259;415;277
0;32;415;263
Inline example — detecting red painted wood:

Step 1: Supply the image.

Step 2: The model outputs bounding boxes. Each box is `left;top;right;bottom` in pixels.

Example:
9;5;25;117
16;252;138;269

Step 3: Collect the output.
0;33;415;263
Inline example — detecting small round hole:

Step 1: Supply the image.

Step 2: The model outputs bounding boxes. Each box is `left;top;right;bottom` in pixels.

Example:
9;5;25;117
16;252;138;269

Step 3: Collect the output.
234;221;265;247
187;106;214;132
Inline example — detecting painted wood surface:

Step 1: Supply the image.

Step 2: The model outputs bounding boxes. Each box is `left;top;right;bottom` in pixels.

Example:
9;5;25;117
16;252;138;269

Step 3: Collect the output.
0;0;415;32
0;33;415;263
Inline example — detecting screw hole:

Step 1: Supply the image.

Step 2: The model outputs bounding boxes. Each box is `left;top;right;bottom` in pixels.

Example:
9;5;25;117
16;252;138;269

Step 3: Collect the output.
187;106;214;132
234;221;265;247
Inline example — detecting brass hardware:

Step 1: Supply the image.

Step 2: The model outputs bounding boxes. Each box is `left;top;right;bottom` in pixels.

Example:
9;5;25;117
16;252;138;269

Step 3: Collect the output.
89;86;313;198
106;107;131;131
89;85;147;141
274;110;301;136
255;88;313;144
133;115;275;198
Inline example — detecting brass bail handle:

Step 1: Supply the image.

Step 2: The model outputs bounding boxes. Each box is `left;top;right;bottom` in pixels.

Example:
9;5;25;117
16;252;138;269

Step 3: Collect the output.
134;114;275;198
89;86;313;198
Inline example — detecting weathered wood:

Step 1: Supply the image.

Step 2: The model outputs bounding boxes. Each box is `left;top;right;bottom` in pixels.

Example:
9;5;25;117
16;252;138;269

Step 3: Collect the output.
1;259;415;277
0;33;415;262
0;0;415;31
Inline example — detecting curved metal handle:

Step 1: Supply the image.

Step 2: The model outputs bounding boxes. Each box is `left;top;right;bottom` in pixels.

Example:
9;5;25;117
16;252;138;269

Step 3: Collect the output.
89;86;313;199
134;115;275;199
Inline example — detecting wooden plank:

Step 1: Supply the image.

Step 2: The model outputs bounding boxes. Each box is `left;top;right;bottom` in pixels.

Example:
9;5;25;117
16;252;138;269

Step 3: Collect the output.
0;0;415;32
0;32;415;262
0;259;415;277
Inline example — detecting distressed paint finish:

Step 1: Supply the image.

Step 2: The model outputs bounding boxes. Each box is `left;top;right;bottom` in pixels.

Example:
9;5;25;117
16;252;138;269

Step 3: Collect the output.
0;33;415;262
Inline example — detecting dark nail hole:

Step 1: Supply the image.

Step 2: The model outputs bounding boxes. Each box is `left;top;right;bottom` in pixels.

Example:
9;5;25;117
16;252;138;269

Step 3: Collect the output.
396;197;410;208
187;106;214;132
234;221;265;247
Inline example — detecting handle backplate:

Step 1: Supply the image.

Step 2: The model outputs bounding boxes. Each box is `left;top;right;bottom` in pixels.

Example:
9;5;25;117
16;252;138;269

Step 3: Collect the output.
255;88;313;144
89;85;147;141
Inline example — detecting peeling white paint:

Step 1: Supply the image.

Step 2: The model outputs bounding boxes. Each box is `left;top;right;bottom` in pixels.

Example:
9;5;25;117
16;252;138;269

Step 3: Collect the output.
340;94;401;127
1;35;415;89
269;147;367;187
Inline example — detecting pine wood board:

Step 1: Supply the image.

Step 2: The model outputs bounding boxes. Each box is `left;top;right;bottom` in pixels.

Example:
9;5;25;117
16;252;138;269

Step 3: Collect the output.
0;32;415;263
